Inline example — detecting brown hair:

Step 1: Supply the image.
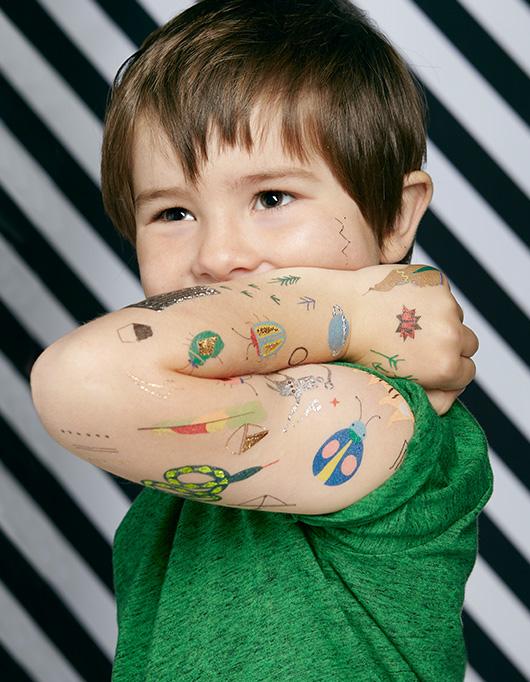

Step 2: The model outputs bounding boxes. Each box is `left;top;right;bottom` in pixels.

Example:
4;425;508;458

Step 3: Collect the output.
101;0;427;253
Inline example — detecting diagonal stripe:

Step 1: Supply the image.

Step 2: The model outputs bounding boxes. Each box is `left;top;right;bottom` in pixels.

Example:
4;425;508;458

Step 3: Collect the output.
3;0;109;120
464;667;485;682
458;0;530;77
485;449;530;565
0;10;102;185
0;352;130;544
0;580;85;682
37;0;137;84
463;610;528;682
413;0;529;123
0;186;106;325
425;143;530;318
0;461;117;659
0;123;143;312
424;89;529;250
417;213;530;368
413;245;530;441
1;73;140;275
356;0;530;196
465;556;530;678
1;406;114;592
0;531;112;676
0;641;34;682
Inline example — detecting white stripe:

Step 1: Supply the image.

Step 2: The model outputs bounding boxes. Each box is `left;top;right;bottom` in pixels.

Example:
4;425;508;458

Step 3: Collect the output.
0;353;130;545
486;448;530;565
0;234;74;345
0;581;85;682
0;122;144;312
465;555;530;678
458;0;530;78
464;667;485;682
136;0;194;25
355;0;530;197
414;245;530;441
37;0;137;84
0;10;101;185
0;461;117;658
425;141;530;318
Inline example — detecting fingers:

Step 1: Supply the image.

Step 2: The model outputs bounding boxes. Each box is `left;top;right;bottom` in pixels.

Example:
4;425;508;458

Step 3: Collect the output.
425;388;465;416
461;324;479;358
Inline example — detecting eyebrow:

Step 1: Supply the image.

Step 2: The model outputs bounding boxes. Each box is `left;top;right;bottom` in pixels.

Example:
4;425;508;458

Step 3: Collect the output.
134;168;319;209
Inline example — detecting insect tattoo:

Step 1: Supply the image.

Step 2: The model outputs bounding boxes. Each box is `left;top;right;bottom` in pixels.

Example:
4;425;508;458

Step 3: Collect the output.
232;320;287;360
312;396;380;486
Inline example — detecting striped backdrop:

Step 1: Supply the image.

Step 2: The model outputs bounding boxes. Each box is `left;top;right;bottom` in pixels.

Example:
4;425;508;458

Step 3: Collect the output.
1;0;528;680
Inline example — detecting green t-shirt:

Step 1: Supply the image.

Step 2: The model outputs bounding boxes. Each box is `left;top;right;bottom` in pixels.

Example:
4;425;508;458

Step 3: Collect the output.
111;364;493;681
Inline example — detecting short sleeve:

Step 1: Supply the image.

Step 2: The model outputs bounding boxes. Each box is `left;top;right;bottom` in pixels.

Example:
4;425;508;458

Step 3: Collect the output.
290;362;493;555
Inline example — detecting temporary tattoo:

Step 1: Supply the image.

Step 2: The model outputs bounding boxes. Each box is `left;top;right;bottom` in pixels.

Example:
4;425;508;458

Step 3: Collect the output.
73;445;118;453
225;423;269;455
298;296;316;311
378;391;414;426
396;306;422;341
335;216;351;260
219;285;232;290
270;294;281;305
232;321;287;360
248;283;260;290
117;323;153;343
182;330;224;368
364;265;444;294
138;401;266;435
269;275;301;286
312;397;380;486
60;429;111;439
266;367;333;431
288;347;309;366
218;375;259;396
302;399;322;418
127;373;175;399
328;305;350;356
330;397;340;407
241;290;254;298
390;440;408;470
369;350;417;381
233;494;296;509
126;285;220;311
141;459;279;501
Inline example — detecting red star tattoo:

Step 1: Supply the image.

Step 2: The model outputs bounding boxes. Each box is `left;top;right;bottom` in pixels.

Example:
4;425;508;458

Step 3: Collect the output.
330;398;340;407
396;305;422;341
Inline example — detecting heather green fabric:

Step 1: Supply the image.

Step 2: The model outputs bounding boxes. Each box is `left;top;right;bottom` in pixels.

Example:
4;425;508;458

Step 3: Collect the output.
111;363;493;681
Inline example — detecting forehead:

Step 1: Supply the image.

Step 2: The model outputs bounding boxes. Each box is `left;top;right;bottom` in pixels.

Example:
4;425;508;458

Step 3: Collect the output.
130;108;325;194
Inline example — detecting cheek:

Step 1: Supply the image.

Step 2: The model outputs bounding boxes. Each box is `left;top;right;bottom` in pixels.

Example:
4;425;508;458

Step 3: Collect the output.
272;216;379;270
137;234;187;296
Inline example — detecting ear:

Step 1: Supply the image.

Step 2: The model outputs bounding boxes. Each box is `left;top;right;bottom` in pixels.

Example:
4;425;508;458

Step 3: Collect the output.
379;171;433;264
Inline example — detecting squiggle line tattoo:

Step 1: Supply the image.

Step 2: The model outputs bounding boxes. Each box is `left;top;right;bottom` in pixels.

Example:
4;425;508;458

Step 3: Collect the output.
335;217;351;260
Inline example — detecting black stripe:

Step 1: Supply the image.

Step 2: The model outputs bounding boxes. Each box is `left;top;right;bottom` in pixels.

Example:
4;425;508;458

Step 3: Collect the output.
463;610;527;681
0;302;139;504
460;382;530;492
418;210;530;367
478;514;530;612
0;531;112;677
413;0;529;124
2;0;109;120
0;643;34;682
95;0;158;47
0;413;114;593
1;74;140;281
0;187;106;325
423;88;529;250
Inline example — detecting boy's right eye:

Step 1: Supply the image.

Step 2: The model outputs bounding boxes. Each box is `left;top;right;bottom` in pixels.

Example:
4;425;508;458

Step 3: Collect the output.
156;207;194;222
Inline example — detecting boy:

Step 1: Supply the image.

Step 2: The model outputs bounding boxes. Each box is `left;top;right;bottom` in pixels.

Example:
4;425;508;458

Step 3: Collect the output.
30;1;492;680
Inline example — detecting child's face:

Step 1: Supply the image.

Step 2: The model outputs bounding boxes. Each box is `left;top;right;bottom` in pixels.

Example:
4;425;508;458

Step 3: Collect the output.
132;113;382;296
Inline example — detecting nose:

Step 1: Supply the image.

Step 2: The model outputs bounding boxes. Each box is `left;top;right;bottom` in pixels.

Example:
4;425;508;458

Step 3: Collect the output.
192;215;263;282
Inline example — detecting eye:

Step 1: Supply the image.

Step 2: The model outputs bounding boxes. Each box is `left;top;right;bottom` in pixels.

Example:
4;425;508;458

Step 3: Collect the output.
156;207;194;222
255;190;295;211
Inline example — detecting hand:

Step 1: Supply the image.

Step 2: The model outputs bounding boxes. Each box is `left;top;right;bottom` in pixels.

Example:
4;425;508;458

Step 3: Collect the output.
347;264;478;414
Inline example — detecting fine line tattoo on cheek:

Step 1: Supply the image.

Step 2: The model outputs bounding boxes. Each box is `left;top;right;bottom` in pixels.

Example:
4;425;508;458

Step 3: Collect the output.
335;216;351;263
312;396;380;486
